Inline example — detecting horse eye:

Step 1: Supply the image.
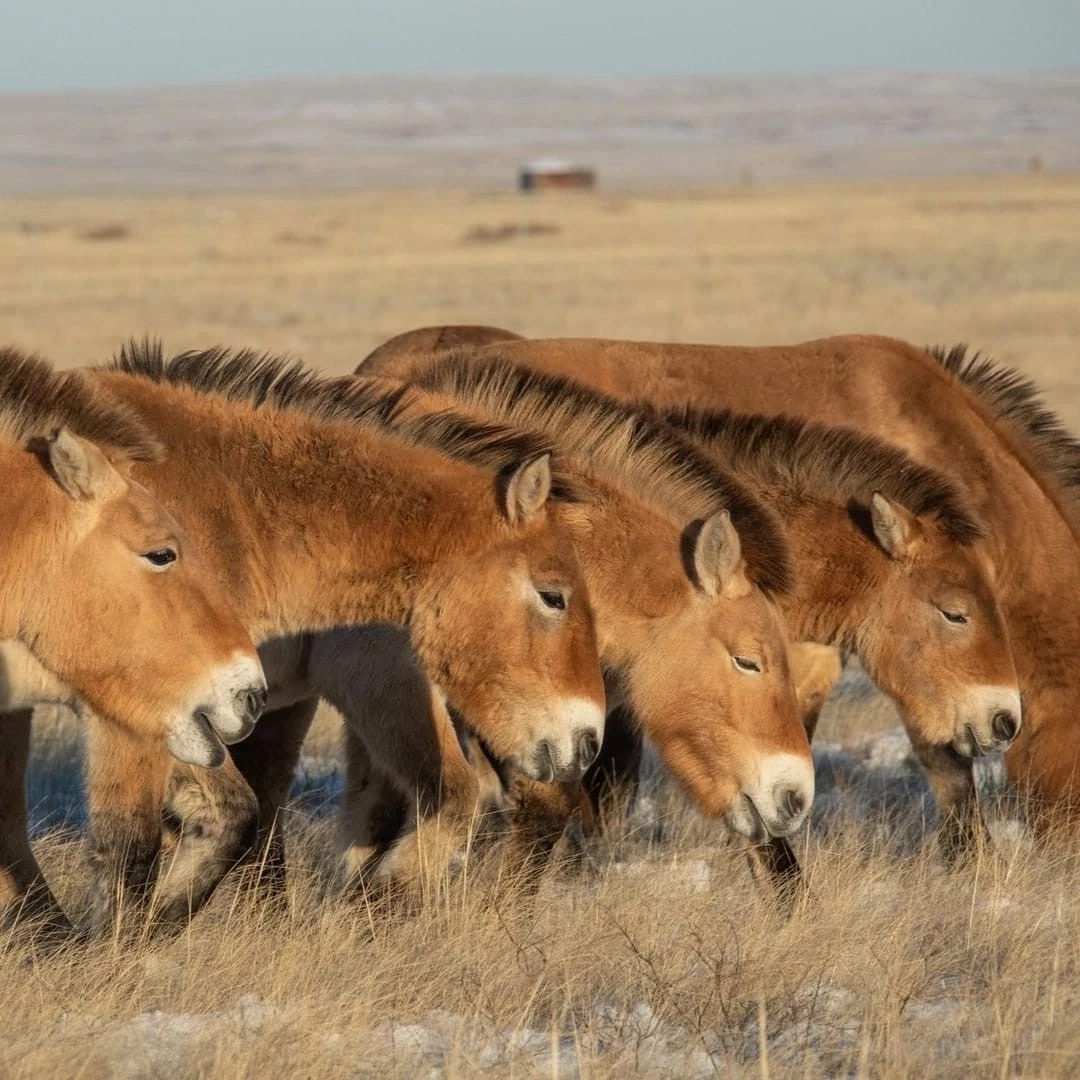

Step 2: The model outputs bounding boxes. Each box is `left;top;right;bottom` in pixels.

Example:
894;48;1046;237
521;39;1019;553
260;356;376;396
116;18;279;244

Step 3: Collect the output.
732;656;761;673
143;548;178;569
538;589;567;612
938;607;968;626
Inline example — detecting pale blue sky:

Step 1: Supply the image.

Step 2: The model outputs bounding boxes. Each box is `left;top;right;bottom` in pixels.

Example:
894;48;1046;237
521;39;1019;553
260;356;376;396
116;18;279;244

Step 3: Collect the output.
5;0;1077;94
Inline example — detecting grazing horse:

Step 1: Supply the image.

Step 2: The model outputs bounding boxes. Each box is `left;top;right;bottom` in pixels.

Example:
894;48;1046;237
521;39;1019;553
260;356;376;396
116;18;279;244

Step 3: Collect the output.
0;348;266;929
0;349;264;754
361;332;1024;865
0;345;605;936
134;353;816;916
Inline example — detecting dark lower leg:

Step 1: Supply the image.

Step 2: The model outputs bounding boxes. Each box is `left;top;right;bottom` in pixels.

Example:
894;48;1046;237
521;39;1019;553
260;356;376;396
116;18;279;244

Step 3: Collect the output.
742;836;808;916
0;709;72;938
229;698;319;906
583;704;643;823
911;739;986;865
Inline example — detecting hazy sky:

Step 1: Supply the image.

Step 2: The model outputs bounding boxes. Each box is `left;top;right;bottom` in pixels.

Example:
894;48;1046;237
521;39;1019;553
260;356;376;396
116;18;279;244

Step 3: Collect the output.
5;0;1077;94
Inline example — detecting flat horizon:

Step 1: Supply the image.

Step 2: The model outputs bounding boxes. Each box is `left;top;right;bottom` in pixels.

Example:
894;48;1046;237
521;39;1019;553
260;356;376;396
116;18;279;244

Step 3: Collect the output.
3;70;1078;195
3;63;1078;99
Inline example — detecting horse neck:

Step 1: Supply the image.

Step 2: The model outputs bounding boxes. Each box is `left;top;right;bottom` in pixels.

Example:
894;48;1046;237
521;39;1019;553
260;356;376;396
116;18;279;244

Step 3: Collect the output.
570;498;686;672
99;377;498;642
0;453;66;639
767;493;882;649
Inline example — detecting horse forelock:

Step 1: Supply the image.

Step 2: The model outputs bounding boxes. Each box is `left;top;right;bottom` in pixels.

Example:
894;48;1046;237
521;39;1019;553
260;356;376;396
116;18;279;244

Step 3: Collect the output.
107;340;574;491
929;344;1080;526
410;352;794;596
0;347;161;462
662;403;984;547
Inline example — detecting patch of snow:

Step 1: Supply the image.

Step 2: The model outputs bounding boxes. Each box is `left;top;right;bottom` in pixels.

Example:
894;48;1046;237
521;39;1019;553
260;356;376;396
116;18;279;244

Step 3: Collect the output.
96;994;278;1080
859;728;916;772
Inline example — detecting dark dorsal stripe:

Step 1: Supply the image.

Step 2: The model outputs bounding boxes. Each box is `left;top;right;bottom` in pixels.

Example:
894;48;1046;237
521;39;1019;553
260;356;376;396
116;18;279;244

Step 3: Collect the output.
661;403;983;545
929;344;1080;524
406;352;793;596
107;341;568;488
0;346;160;460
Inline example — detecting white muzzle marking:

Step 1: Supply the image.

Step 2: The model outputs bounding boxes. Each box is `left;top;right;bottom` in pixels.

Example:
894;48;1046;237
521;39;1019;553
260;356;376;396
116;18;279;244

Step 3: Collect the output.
956;684;1022;754
731;751;816;839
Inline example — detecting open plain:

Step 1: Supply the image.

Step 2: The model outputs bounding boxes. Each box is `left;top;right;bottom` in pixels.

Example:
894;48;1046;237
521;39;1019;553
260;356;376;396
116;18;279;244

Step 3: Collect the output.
4;170;1080;1076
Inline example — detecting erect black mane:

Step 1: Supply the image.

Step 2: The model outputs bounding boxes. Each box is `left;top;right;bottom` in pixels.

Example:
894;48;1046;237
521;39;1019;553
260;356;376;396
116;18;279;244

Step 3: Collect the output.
0;346;160;460
108;341;570;486
929;344;1080;522
661;403;984;545
405;352;794;596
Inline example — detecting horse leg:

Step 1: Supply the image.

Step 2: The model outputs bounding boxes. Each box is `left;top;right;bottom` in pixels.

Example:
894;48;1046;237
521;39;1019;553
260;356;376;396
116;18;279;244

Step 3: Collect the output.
460;731;513;855
228;698;319;906
310;626;481;905
909;737;987;865
582;703;643;822
339;728;409;890
149;755;259;928
84;715;169;938
0;709;72;938
499;775;595;892
365;715;480;910
151;698;319;926
338;677;480;907
741;836;808;917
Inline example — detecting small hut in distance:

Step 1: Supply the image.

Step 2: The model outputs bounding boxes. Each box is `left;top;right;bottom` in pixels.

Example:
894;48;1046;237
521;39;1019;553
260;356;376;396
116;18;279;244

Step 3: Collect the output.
518;159;596;192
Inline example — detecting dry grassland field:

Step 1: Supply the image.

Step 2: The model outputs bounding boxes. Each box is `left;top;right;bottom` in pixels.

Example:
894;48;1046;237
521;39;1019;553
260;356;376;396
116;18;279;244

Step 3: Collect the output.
4;173;1080;1077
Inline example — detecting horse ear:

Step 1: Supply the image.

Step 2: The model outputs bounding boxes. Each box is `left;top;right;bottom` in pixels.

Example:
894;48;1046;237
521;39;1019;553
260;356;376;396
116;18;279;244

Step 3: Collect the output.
694;509;751;598
45;428;115;502
502;454;552;525
870;491;920;560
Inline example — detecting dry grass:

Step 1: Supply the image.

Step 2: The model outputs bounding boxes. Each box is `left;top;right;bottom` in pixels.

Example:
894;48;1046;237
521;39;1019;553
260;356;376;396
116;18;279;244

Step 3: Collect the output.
3;173;1080;423
7;717;1080;1079
5;173;1080;1075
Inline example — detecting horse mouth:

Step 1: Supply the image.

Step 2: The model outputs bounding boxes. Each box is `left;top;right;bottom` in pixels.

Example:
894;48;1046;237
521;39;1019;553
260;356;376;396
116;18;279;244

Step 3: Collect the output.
739;795;772;844
958;724;994;758
166;712;227;768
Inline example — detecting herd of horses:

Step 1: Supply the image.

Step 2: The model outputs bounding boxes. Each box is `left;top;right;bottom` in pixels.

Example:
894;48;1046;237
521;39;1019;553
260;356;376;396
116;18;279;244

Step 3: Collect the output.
2;324;1078;944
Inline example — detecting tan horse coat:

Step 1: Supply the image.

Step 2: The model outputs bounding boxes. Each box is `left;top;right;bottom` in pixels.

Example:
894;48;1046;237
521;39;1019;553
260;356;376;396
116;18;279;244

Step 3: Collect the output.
0;349;264;754
2;345;604;936
0;349;265;932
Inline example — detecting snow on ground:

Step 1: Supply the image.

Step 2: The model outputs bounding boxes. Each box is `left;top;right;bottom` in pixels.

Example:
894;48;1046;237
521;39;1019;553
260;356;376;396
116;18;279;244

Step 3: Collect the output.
64;997;767;1077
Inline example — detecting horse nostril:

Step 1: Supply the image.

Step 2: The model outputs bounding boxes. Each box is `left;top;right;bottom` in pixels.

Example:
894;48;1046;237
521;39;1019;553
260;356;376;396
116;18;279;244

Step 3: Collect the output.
533;740;556;783
781;787;806;824
238;685;267;723
992;709;1018;744
575;729;600;770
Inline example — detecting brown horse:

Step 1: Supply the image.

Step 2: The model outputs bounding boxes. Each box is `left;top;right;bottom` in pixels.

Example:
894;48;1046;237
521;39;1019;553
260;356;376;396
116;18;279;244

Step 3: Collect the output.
138;354;815;916
0;348;267;932
362;331;1025;862
1;344;605;935
0;349;264;758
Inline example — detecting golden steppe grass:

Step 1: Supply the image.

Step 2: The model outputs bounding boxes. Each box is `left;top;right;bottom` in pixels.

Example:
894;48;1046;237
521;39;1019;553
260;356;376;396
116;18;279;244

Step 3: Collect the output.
4;173;1080;421
4;173;1080;1076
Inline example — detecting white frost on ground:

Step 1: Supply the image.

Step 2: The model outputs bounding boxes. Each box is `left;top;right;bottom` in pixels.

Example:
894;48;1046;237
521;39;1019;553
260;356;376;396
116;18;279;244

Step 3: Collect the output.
92;995;277;1079
343;1002;722;1077
69;996;742;1076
